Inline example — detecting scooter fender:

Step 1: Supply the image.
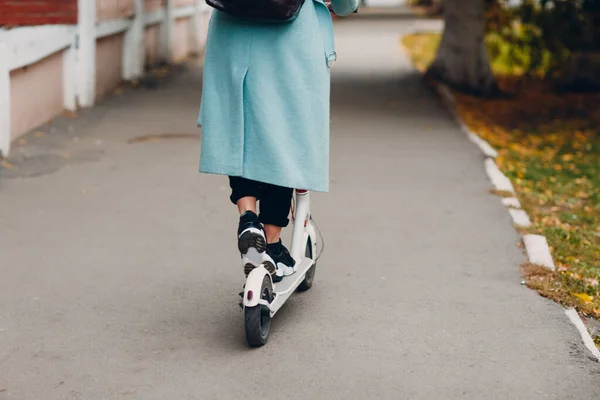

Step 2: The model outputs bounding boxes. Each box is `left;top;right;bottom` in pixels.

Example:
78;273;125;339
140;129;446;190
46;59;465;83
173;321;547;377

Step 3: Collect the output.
243;266;272;308
306;221;317;258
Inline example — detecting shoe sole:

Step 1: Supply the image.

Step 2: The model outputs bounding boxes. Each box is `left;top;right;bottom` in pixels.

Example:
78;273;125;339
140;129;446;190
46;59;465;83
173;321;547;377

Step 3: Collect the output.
238;229;276;277
244;261;276;277
238;229;266;254
277;262;297;277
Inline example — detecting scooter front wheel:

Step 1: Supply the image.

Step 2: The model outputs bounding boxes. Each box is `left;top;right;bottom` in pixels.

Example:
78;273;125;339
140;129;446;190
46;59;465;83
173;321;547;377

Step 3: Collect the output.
244;275;273;347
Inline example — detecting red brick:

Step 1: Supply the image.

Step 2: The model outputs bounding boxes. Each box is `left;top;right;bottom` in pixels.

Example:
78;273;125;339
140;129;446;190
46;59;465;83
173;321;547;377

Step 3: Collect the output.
0;0;78;26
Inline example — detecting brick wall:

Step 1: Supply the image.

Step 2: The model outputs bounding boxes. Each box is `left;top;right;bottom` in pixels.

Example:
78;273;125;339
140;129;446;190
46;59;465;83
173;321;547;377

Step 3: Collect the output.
0;0;77;26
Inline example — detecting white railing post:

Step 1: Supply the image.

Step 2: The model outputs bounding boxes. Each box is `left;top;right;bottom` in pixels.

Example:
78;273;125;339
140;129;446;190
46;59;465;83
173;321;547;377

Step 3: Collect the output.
0;42;10;157
123;0;145;80
159;0;173;62
63;40;77;112
76;0;97;107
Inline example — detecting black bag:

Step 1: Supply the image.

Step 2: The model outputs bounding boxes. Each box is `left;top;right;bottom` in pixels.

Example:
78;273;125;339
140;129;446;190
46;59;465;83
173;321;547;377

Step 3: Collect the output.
205;0;305;22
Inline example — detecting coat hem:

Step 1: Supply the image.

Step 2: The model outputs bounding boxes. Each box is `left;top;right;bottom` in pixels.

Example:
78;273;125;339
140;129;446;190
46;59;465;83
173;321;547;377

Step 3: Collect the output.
199;167;329;193
199;164;242;177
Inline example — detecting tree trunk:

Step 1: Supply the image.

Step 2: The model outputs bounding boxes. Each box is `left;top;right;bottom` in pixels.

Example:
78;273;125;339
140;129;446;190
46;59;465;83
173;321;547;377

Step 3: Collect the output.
425;0;499;96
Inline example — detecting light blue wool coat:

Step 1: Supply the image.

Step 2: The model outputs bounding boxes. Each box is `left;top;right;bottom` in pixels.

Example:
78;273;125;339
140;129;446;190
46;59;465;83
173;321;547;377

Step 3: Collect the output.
197;0;358;192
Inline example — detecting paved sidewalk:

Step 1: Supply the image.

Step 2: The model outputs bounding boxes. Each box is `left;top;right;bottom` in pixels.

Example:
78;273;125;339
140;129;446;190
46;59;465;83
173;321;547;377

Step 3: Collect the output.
1;14;599;400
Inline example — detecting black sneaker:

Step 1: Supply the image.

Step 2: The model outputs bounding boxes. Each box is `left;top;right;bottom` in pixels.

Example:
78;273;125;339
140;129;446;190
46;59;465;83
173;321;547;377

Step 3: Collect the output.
237;211;276;277
267;240;296;282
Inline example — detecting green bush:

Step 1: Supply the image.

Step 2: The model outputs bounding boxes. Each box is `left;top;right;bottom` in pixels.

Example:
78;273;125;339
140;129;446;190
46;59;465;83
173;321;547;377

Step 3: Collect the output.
486;0;600;81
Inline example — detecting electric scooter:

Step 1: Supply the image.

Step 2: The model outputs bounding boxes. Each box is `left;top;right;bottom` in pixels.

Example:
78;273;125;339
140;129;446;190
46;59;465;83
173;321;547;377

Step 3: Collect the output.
238;189;322;347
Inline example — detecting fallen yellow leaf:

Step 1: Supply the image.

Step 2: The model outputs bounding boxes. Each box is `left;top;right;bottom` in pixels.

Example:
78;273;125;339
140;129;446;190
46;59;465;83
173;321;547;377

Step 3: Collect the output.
561;154;573;161
572;293;593;303
1;160;14;169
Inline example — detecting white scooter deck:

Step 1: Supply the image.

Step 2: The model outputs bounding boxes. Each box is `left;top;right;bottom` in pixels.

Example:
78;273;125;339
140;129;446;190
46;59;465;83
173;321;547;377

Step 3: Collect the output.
268;257;314;316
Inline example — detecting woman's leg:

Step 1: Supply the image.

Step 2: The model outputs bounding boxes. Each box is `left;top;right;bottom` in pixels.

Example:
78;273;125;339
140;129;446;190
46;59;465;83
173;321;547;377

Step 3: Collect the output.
237;197;257;214
229;177;295;279
258;183;293;244
264;225;282;245
229;177;277;276
229;176;260;212
259;183;296;277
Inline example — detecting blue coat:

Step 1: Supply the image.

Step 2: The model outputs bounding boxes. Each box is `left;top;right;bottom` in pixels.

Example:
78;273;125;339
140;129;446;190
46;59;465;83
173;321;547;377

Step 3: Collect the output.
197;0;358;192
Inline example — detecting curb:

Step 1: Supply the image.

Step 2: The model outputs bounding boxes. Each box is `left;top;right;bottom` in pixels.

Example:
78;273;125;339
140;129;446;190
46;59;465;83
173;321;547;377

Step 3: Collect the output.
502;197;521;208
565;308;600;362
523;234;555;270
435;82;599;362
485;158;515;193
508;208;532;228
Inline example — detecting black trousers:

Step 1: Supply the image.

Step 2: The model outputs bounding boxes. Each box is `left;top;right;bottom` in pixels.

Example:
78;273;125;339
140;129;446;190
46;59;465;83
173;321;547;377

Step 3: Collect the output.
229;177;293;228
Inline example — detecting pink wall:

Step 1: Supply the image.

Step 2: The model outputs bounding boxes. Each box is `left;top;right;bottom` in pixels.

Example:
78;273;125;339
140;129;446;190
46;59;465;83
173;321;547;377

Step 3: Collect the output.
10;51;64;141
144;0;164;11
95;34;125;101
173;18;191;62
143;0;163;67
144;25;161;66
97;0;135;21
199;12;210;47
174;0;195;5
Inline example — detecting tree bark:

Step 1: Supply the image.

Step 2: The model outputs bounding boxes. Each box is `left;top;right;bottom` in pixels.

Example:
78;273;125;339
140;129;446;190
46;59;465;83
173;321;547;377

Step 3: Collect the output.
425;0;499;96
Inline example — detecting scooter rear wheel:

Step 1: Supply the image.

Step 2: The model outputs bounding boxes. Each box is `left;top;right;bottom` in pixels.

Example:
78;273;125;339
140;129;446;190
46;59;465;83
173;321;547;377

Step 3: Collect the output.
244;275;273;347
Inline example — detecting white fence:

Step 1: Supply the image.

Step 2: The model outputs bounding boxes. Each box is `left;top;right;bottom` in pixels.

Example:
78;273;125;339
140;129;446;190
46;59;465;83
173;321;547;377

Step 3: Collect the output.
0;0;211;157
